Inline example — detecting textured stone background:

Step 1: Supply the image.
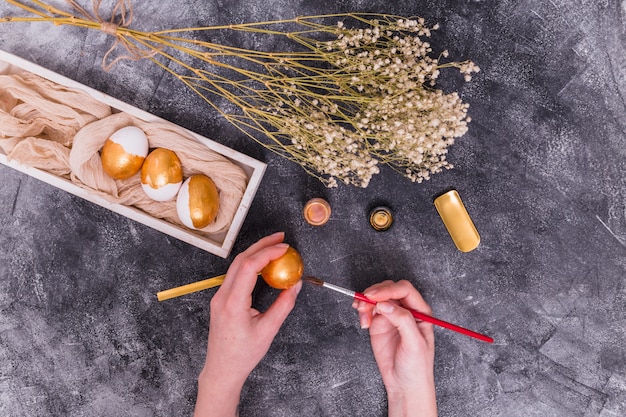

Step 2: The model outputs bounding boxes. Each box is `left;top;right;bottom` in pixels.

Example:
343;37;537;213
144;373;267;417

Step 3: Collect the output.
0;0;625;416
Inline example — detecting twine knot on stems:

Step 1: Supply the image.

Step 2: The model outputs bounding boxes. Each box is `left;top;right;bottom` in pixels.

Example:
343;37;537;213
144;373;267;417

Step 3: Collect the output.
99;21;117;36
64;0;157;71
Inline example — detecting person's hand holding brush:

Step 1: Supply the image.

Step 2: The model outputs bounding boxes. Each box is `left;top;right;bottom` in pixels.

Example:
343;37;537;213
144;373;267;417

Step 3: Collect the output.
353;280;437;417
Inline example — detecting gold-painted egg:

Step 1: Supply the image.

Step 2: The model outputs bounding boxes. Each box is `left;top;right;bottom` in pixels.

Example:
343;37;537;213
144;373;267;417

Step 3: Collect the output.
101;126;149;180
140;148;183;201
176;174;220;229
261;247;304;289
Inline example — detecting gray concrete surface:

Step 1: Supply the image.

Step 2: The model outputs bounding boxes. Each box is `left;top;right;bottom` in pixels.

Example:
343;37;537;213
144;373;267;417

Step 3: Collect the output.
0;0;625;416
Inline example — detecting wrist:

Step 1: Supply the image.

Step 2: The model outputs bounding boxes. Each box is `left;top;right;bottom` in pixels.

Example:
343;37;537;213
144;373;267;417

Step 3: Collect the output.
386;385;437;417
199;363;248;390
194;368;245;417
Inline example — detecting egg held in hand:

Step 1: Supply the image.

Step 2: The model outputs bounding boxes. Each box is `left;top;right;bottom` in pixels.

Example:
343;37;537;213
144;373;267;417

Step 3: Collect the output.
176;174;220;229
100;126;149;180
261;247;304;289
141;148;183;201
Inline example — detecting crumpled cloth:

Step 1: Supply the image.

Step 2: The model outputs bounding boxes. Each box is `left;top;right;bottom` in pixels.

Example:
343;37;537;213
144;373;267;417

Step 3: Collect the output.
0;72;247;235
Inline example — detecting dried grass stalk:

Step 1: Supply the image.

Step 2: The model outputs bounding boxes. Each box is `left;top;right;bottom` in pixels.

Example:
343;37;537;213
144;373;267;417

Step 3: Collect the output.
2;0;480;187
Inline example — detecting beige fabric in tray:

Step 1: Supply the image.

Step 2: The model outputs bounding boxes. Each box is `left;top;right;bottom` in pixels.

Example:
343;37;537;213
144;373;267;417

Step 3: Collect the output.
0;72;112;175
0;72;248;236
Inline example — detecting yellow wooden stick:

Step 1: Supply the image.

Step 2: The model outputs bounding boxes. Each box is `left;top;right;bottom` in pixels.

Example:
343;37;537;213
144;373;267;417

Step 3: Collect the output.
157;274;226;301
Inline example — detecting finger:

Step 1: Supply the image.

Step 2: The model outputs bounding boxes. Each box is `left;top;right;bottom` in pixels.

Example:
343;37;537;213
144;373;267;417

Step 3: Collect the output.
351;300;371;328
227;243;290;305
240;231;285;258
221;232;285;292
354;299;372;312
358;310;372;329
372;301;424;347
357;280;394;314
366;282;435;349
357;298;376;321
227;232;285;277
364;280;433;316
257;280;302;336
416;319;435;351
361;280;395;295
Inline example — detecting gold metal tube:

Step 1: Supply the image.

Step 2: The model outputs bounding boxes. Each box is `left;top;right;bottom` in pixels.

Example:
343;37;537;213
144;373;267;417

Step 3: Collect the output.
434;190;480;252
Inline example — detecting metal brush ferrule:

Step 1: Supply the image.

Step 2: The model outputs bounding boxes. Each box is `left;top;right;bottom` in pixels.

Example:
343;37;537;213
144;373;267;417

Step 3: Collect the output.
323;282;356;298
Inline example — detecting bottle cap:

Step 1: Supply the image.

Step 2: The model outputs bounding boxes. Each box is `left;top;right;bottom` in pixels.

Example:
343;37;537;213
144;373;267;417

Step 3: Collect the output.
369;206;393;231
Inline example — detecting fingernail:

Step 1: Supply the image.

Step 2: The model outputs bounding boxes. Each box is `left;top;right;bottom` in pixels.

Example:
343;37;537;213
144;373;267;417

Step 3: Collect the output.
359;312;369;329
364;289;378;298
376;302;394;314
293;280;303;295
270;231;285;238
275;243;289;249
351;300;358;309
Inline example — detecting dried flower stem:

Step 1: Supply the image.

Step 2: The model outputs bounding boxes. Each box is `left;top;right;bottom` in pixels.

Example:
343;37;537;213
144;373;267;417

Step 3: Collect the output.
2;0;480;187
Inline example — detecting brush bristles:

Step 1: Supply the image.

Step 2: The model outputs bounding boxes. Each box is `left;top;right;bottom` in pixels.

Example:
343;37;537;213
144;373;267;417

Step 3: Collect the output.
303;276;324;286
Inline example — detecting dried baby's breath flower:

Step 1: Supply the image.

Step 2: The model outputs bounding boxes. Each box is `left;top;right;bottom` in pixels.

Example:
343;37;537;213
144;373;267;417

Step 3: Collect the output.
2;4;479;187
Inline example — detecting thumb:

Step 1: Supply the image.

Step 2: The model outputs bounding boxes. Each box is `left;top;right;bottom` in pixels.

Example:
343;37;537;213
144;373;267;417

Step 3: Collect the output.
374;301;422;346
258;280;302;335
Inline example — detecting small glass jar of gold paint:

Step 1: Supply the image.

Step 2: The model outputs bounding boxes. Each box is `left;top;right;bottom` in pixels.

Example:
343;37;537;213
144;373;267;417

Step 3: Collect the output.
303;198;332;226
369;206;393;231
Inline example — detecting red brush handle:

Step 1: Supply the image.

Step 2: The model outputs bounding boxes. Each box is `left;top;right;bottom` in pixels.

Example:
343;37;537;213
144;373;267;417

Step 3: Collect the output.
354;292;494;344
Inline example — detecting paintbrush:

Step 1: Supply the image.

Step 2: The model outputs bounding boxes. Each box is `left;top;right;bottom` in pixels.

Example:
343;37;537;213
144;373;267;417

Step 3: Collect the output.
303;276;493;343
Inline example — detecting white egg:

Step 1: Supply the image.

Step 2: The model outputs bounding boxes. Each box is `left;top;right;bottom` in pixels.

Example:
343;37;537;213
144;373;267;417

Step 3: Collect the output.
110;126;149;156
176;174;220;229
101;126;149;180
140;148;183;201
142;182;182;202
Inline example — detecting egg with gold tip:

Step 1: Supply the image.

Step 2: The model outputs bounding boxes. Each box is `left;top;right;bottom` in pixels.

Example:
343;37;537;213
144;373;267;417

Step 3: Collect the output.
261;246;304;289
140;148;183;201
100;126;149;180
176;174;220;229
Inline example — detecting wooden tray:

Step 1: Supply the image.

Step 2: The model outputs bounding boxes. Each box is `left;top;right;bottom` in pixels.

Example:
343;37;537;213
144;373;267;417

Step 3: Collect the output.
0;50;266;258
